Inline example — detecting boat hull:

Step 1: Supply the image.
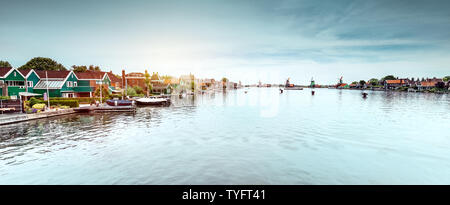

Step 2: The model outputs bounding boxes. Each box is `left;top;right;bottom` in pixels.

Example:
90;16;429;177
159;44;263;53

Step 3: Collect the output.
106;100;133;106
135;98;170;106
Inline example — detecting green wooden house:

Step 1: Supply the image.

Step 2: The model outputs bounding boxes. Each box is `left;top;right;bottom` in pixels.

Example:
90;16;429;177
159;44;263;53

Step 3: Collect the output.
18;69;41;94
0;67;26;99
32;70;80;98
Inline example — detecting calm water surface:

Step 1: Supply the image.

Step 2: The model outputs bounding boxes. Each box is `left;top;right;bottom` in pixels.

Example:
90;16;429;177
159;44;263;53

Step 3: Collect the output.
1;88;449;184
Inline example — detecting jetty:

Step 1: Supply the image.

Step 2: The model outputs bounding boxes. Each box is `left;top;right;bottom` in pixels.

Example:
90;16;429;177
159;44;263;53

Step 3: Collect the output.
0;109;75;126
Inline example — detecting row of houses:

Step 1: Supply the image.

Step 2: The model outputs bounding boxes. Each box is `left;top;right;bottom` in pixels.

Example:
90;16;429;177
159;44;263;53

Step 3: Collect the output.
1;67;241;100
0;67;122;100
122;72;241;94
345;78;450;91
383;78;449;90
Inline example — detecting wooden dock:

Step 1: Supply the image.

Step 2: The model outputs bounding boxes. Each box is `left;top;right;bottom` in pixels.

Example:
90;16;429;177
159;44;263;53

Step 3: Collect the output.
74;105;136;113
0;109;76;126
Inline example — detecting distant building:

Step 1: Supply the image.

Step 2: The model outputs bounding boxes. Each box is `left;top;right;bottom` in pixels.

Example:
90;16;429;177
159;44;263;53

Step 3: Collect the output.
417;78;442;91
124;71;147;91
180;74;197;91
150;72;170;94
384;79;408;89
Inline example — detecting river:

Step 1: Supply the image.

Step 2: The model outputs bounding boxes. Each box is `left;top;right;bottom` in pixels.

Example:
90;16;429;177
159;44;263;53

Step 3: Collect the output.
0;88;449;184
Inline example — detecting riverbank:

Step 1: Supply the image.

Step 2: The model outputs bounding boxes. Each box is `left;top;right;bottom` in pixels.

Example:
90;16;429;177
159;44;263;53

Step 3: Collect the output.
318;87;450;94
0;108;75;126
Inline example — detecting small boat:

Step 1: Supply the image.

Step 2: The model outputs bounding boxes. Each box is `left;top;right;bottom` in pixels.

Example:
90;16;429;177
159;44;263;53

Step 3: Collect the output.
106;99;133;106
136;97;170;106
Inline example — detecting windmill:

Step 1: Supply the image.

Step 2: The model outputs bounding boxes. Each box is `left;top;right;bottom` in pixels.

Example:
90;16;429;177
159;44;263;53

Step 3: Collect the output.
335;76;343;88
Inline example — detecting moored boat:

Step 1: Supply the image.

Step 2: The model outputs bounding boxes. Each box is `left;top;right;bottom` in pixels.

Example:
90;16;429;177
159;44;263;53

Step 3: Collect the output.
106;99;133;106
136;97;170;106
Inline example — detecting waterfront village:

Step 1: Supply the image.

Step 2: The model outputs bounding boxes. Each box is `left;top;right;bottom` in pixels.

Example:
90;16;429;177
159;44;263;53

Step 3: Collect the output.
0;58;450;124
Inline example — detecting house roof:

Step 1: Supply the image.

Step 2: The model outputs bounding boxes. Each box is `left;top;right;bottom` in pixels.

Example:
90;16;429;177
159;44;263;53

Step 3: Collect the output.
107;72;121;83
386;79;407;84
420;81;436;87
164;78;179;84
75;71;106;80
35;70;70;79
152;82;169;89
0;67;13;77
426;78;443;83
18;69;33;76
125;72;144;78
150;73;161;81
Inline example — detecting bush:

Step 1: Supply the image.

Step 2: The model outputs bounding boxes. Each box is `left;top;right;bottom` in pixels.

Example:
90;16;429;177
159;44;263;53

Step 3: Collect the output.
32;103;46;110
36;97;100;104
31;99;79;108
0;96;10;100
48;100;79;108
133;86;144;95
127;87;137;96
29;97;40;107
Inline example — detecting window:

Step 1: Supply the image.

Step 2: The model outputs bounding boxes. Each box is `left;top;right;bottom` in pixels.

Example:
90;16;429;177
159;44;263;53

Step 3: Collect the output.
27;81;33;87
74;82;77;87
67;81;73;87
68;93;74;98
6;81;25;86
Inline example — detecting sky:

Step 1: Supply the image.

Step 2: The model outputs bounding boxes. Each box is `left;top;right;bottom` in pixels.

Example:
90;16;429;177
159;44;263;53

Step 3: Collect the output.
1;0;450;85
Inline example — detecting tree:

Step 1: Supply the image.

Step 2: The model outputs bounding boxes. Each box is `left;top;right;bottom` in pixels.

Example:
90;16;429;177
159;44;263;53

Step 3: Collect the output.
359;80;366;86
126;87;137;96
351;81;358;85
72;65;88;72
381;75;396;81
144;70;151;96
72;65;102;72
191;81;195;92
88;65;100;71
222;77;228;89
369;78;379;86
436;82;445;89
133;86;144;95
19;57;67;71
443;76;450;82
0;60;12;67
94;85;110;99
